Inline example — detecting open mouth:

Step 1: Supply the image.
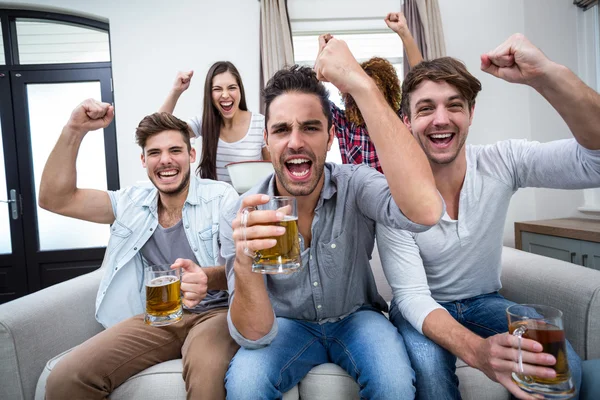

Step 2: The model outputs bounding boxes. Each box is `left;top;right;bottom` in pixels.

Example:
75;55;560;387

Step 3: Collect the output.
220;101;234;113
285;157;312;181
156;168;179;183
427;132;455;148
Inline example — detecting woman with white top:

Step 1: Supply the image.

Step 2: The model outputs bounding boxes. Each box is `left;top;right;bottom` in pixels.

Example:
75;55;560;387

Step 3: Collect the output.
160;61;269;184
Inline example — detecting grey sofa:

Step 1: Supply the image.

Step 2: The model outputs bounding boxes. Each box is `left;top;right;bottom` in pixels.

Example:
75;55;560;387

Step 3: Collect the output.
1;246;599;400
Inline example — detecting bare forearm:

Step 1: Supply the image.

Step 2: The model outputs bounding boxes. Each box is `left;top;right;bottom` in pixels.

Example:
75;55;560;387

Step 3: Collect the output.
230;264;274;340
352;81;442;225
397;30;424;68
422;309;484;368
204;265;228;290
533;63;600;150
39;127;82;211
159;90;182;114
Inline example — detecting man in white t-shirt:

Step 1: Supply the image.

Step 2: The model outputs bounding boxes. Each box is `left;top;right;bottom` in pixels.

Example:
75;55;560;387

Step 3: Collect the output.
377;33;600;399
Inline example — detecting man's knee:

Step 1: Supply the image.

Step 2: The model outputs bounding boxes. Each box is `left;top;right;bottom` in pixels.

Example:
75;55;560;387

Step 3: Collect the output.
45;353;100;399
225;350;279;400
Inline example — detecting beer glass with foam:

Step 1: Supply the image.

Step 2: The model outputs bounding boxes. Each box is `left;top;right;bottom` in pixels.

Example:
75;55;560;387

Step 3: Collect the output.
241;196;301;274
145;265;183;326
506;304;575;399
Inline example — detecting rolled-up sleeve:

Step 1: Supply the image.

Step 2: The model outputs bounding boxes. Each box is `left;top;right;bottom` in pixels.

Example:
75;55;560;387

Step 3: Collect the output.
376;223;445;333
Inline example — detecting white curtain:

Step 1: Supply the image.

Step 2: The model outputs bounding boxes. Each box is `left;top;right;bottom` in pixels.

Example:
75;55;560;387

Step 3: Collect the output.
415;0;447;59
260;0;294;85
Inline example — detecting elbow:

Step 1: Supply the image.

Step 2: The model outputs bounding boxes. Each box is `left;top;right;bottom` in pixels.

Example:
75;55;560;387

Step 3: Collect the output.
411;202;443;227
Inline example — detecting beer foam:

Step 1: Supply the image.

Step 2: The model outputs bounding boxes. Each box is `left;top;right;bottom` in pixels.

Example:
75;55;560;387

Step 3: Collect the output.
281;216;298;221
147;275;179;287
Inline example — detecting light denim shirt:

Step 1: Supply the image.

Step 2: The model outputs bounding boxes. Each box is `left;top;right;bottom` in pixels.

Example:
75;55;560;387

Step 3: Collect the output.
95;176;239;328
220;163;442;348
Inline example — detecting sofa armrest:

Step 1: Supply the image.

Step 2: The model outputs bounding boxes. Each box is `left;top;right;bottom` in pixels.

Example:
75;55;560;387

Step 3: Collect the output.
500;247;600;360
0;268;105;400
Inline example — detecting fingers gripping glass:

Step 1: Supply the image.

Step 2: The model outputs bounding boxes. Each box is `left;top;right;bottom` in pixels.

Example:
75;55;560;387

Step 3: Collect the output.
240;196;302;274
506;304;575;399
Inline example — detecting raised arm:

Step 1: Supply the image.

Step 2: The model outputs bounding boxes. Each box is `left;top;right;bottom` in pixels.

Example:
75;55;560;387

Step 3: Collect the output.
481;33;600;150
159;70;194;114
38;99;115;224
314;37;442;226
385;11;424;68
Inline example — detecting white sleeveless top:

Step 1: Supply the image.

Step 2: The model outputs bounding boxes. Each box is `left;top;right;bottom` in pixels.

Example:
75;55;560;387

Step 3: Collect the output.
188;112;266;184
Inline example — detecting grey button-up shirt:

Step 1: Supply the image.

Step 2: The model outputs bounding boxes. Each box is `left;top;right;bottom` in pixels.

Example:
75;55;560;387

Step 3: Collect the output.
220;163;438;348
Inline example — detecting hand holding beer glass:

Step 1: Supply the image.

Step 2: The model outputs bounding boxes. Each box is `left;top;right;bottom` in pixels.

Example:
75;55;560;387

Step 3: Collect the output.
506;304;575;399
239;195;302;274
145;264;183;326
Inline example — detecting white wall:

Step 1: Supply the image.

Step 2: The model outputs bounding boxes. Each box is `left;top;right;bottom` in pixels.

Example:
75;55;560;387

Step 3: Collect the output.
2;0;261;187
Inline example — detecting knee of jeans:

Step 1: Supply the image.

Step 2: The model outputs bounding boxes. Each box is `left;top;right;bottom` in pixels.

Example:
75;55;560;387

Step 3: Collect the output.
225;351;278;398
364;371;415;400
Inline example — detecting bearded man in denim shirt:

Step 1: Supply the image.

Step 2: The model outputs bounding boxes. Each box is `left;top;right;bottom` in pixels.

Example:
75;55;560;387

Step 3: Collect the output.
39;101;239;399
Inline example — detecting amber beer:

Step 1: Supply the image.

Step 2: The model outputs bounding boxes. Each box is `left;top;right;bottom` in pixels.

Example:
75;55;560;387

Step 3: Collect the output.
254;216;301;273
144;266;183;326
509;320;570;384
506;304;575;398
249;196;302;274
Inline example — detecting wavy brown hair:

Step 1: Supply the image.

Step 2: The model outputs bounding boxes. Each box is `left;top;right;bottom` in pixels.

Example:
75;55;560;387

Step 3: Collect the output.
135;112;192;152
342;57;401;126
197;61;248;180
400;57;482;119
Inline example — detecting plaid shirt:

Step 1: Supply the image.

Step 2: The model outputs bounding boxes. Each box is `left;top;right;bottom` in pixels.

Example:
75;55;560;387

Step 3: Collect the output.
330;102;383;173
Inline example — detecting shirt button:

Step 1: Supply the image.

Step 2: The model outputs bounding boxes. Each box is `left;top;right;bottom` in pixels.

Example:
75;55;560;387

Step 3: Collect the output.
193;248;198;252
330;243;336;249
114;267;117;271
313;281;318;287
317;304;322;309
134;247;138;251
185;225;189;229
112;226;115;231
149;228;153;232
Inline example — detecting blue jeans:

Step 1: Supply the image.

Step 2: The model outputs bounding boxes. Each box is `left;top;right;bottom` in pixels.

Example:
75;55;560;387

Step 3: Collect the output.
389;292;583;400
225;307;415;400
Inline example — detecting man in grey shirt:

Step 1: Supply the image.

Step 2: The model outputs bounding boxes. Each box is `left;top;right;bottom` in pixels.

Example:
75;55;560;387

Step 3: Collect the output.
377;34;600;399
219;38;444;399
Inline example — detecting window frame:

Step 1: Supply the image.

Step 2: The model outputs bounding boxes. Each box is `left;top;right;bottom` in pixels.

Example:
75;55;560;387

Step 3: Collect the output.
0;9;110;71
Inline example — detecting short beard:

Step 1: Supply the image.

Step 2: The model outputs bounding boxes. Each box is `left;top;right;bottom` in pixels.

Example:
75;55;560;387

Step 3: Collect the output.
152;168;191;196
275;158;325;197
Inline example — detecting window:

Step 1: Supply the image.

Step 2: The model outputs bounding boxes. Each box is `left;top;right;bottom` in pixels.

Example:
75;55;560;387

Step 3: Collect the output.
292;18;404;163
293;32;403;108
15;18;110;65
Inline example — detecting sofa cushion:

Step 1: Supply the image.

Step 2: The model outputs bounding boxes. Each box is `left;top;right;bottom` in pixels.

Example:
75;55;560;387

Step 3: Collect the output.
37;347;511;400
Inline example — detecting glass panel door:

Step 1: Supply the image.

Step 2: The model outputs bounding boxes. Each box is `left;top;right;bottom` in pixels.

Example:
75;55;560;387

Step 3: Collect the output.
27;81;110;250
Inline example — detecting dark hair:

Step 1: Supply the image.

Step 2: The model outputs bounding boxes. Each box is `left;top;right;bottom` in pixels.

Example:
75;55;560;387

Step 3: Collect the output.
401;57;482;119
197;61;248;180
135;112;192;151
262;64;332;131
343;57;401;126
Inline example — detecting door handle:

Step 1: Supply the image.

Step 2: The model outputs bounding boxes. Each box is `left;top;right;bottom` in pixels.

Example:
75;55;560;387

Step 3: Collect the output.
0;189;18;220
582;254;588;267
570;252;576;264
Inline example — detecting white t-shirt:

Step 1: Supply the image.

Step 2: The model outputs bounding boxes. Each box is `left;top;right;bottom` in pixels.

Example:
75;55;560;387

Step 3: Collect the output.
188;112;266;184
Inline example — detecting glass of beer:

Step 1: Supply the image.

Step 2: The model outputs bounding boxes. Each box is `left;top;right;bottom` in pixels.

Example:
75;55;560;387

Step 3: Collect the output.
144;265;183;326
242;196;301;274
506;304;575;399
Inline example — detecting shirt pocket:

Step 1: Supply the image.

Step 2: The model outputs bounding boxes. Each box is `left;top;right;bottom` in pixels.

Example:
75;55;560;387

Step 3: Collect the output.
199;223;219;263
107;220;132;256
318;231;352;279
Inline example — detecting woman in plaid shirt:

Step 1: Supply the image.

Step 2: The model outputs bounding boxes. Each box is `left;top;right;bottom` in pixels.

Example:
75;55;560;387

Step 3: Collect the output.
327;12;424;173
